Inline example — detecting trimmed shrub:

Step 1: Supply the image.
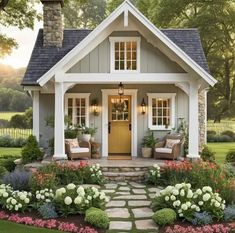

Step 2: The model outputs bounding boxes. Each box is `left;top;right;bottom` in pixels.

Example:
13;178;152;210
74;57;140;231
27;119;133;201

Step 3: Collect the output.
152;208;176;226
2;170;31;191
13;138;27;147
226;150;235;163
10;114;28;129
221;130;235;140
38;203;58;219
0;135;13;147
201;145;215;162
0;166;8;178
191;211;213;225
21;135;43;164
1;158;16;172
207;130;216;136
85;207;110;229
224;205;235;221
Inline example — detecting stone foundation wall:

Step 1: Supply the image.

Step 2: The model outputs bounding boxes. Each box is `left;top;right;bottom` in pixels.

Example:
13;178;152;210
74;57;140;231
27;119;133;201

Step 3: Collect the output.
198;90;206;152
42;1;63;47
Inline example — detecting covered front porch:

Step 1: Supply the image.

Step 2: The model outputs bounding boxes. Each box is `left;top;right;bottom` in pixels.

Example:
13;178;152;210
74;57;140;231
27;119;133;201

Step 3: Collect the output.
32;74;204;160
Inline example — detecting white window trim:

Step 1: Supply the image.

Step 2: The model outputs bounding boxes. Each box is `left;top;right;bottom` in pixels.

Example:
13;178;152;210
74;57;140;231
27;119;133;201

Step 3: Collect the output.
109;37;141;73
147;93;176;130
64;93;90;127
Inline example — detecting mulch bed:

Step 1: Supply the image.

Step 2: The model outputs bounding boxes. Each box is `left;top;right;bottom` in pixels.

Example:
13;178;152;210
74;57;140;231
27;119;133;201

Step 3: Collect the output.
0;209;105;233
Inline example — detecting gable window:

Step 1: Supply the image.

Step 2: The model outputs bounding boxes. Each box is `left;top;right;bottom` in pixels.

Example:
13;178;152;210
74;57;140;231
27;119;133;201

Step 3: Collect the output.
65;93;90;127
109;37;140;72
147;93;176;130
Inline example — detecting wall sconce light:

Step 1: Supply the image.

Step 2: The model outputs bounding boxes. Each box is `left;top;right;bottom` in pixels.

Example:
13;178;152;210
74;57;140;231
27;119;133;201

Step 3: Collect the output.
141;98;146;115
91;99;99;116
118;82;124;96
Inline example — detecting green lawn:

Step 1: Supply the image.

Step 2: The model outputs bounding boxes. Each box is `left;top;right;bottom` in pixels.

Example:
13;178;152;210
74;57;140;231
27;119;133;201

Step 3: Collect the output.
0;147;21;156
0;220;63;233
207;142;235;164
0;112;24;121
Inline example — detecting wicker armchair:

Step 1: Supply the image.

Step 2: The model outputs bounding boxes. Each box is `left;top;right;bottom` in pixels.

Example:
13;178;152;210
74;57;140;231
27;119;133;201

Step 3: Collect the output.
65;139;91;160
154;134;183;160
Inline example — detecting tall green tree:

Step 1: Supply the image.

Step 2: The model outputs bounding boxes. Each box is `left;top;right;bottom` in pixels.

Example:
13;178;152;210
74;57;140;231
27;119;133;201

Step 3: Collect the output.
63;0;106;29
0;0;41;58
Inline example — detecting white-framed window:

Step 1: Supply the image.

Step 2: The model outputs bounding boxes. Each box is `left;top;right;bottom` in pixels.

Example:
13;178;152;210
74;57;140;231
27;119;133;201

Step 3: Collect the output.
64;93;90;127
109;37;141;73
147;93;176;130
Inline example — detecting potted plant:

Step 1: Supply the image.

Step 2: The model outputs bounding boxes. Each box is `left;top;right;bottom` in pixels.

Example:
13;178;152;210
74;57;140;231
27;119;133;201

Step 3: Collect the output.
141;130;156;158
81;125;97;142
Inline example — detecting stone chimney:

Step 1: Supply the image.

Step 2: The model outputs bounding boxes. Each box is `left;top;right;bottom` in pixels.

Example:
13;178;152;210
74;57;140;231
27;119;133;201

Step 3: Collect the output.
40;0;64;47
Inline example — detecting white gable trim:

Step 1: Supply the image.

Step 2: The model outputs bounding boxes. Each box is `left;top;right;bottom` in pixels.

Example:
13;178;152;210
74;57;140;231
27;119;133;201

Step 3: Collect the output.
37;0;217;87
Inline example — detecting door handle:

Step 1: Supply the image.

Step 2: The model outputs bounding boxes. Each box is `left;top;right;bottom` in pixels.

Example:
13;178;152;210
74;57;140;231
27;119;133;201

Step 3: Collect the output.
108;122;111;134
129;123;131;131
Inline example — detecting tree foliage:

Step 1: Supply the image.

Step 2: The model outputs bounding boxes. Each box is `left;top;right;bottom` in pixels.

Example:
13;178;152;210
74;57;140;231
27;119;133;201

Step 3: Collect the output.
0;88;32;112
0;0;41;58
63;0;106;29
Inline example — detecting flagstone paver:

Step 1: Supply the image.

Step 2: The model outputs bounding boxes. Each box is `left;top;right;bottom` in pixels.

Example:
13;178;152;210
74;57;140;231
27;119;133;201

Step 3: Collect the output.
109;221;132;230
129;182;146;188
105;183;118;189
128;200;151;207
118;186;130;191
106;200;126;207
148;187;162;193
114;194;147;200
149;193;156;199
132;207;154;218
104;181;160;232
133;188;146;194
102;189;115;193
135;219;159;230
106;208;130;218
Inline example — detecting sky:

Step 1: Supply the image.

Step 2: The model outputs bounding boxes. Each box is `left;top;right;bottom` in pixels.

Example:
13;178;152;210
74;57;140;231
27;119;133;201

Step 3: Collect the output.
0;4;43;69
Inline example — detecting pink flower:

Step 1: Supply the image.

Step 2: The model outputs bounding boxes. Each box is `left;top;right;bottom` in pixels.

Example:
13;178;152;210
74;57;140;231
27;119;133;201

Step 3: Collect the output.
58;222;78;232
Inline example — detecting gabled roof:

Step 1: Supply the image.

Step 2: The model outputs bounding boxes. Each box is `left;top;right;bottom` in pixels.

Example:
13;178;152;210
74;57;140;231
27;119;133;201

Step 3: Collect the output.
22;28;210;86
22;0;217;87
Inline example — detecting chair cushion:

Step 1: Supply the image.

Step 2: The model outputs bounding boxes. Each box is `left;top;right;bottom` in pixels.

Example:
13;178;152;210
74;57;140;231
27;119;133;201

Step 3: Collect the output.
70;147;89;153
65;139;79;148
155;148;172;154
165;139;180;149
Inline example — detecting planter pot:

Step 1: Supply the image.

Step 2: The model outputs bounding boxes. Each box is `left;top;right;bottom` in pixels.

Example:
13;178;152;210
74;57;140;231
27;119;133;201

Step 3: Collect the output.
142;147;152;158
90;136;95;142
82;134;91;142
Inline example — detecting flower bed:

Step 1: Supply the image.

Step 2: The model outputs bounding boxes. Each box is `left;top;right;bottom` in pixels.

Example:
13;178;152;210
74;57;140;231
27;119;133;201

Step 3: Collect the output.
30;162;105;191
147;161;234;203
0;210;100;233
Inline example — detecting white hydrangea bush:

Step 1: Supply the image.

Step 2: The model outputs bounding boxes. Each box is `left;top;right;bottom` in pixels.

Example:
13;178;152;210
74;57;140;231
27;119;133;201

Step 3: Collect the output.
54;183;109;216
5;190;32;212
146;164;161;185
86;164;105;184
34;188;55;207
0;184;13;206
154;183;225;220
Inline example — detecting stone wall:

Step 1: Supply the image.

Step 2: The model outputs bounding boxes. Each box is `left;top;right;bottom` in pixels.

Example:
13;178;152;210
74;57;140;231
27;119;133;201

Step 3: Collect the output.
41;0;63;47
198;90;206;152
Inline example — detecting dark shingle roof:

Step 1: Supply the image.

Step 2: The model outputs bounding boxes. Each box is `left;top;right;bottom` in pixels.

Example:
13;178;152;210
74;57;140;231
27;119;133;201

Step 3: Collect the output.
22;29;209;85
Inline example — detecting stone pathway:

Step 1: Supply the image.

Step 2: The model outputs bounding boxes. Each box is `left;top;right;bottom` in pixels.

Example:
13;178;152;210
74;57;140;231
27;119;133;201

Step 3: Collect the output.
103;181;161;233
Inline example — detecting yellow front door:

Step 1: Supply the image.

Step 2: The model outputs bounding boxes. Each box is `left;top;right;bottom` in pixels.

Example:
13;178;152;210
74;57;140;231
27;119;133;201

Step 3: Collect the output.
108;95;131;156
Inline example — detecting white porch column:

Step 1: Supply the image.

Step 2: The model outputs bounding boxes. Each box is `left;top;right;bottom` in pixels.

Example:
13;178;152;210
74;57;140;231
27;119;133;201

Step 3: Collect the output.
188;80;200;159
53;82;67;160
33;91;40;141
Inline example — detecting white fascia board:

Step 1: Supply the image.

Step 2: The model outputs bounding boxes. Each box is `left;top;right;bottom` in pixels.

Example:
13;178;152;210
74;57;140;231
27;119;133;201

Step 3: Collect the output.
56;73;190;84
37;0;217;87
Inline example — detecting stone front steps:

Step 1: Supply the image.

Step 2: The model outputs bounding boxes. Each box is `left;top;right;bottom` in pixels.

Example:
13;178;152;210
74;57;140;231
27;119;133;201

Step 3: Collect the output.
102;166;149;181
